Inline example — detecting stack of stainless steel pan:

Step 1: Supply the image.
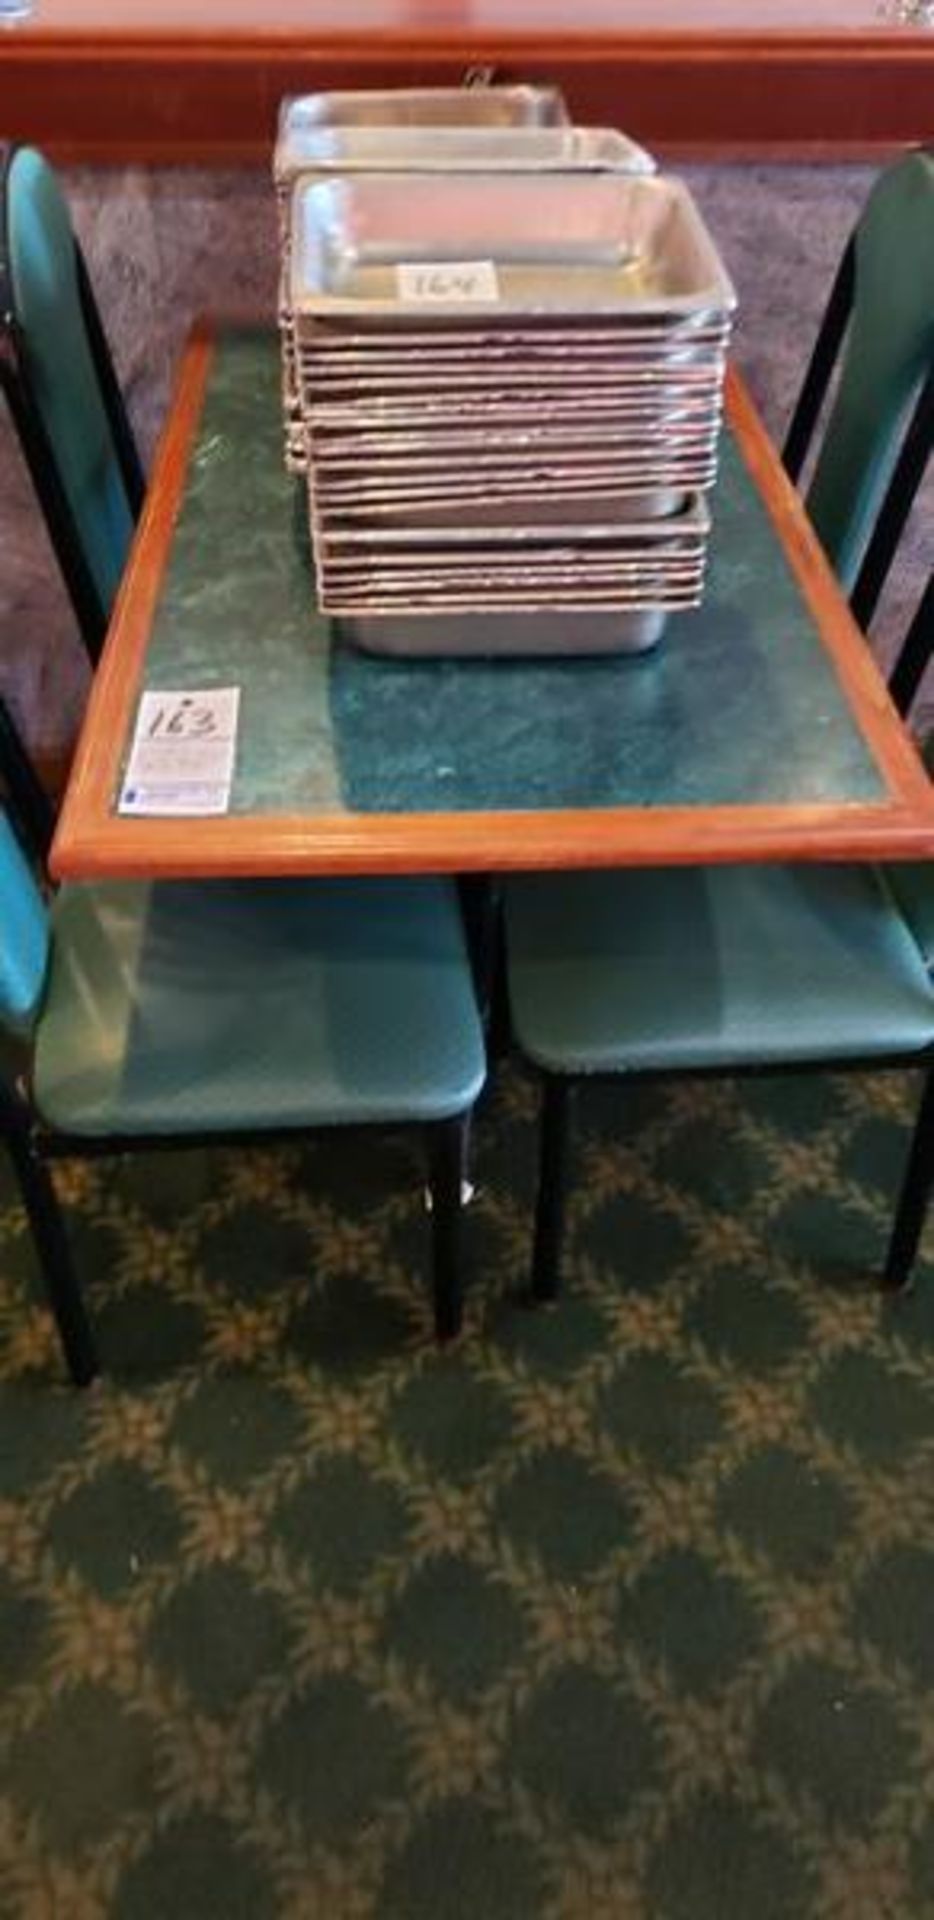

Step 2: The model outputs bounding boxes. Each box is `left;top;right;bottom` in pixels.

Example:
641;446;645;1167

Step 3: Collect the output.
274;89;654;474
277;95;736;656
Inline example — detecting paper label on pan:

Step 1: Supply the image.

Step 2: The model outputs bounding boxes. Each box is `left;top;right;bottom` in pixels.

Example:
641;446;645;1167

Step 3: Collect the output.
395;261;500;303
119;687;240;816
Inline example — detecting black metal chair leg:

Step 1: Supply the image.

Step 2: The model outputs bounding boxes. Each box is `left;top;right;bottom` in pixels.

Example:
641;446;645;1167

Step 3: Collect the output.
5;1133;98;1384
457;876;502;1032
0;696;54;863
531;1075;573;1303
458;1110;473;1194
882;1070;934;1294
427;1114;467;1341
488;915;513;1063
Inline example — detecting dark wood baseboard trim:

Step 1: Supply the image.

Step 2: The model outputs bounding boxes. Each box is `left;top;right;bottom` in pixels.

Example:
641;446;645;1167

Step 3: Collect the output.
3;32;934;163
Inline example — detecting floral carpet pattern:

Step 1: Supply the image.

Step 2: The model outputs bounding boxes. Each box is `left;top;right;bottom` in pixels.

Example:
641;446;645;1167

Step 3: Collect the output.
1;1066;934;1919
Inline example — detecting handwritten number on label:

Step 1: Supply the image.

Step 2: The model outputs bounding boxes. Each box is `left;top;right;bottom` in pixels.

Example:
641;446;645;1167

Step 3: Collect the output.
146;698;219;741
396;261;499;304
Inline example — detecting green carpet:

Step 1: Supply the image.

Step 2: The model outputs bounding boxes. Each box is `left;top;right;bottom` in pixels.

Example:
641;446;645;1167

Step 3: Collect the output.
2;1066;934;1919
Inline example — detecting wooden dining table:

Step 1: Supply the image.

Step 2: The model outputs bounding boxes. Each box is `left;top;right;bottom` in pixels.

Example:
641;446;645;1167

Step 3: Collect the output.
49;319;934;885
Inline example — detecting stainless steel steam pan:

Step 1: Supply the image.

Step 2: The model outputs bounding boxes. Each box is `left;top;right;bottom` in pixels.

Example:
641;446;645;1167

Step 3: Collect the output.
295;315;731;350
322;549;706;574
277;87;568;149
305;389;724;429
298;354;729;394
276;124;655;184
307;421;722;463
295;327;729;356
296;341;730;381
312;479;718;516
305;404;724;453
322;575;706;601
313;489;712;527
300;379;728;425
319;562;706;589
300;354;727;388
318;546;707;584
328;580;704;609
327;598;703;623
298;328;726;361
315;493;710;552
314;489;692;525
311;475;717;518
330;585;702;608
320;542;707;572
321;575;707;604
310;432;719;472
304;397;726;441
289;172;737;320
314;455;717;486
335;605;685;656
309;403;721;444
305;442;718;487
295;314;731;348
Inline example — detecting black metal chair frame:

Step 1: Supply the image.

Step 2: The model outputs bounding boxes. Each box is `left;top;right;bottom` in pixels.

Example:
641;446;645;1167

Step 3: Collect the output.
0;1052;471;1385
523;574;934;1305
0;695;54;861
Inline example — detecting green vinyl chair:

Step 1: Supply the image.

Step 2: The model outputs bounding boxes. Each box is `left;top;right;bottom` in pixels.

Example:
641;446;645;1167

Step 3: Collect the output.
0;822;486;1383
0;142;144;857
505;577;934;1301
783;144;934;625
0;142;144;662
0;148;489;1376
504;148;934;1302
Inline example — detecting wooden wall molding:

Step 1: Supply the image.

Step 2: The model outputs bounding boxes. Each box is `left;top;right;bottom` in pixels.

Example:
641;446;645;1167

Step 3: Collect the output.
2;19;934;161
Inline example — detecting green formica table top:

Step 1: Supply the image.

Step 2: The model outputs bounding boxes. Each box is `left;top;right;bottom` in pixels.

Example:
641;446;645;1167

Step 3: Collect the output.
143;332;884;815
53;325;934;879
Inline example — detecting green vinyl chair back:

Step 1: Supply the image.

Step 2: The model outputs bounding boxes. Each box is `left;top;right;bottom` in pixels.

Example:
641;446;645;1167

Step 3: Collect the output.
0;812;49;1031
1;145;144;656
787;148;934;606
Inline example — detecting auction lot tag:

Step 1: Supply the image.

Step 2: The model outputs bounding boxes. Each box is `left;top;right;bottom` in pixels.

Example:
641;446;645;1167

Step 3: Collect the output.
396;261;500;303
119;687;241;816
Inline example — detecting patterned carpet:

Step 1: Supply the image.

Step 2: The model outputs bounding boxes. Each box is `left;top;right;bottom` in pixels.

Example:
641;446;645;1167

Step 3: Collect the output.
2;1065;934;1919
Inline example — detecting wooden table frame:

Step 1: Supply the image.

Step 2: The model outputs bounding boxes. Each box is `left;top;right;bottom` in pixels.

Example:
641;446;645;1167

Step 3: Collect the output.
50;320;934;884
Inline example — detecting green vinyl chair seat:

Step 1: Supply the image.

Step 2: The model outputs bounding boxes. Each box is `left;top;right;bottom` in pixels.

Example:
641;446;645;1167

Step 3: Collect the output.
34;876;485;1138
505;863;934;1077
